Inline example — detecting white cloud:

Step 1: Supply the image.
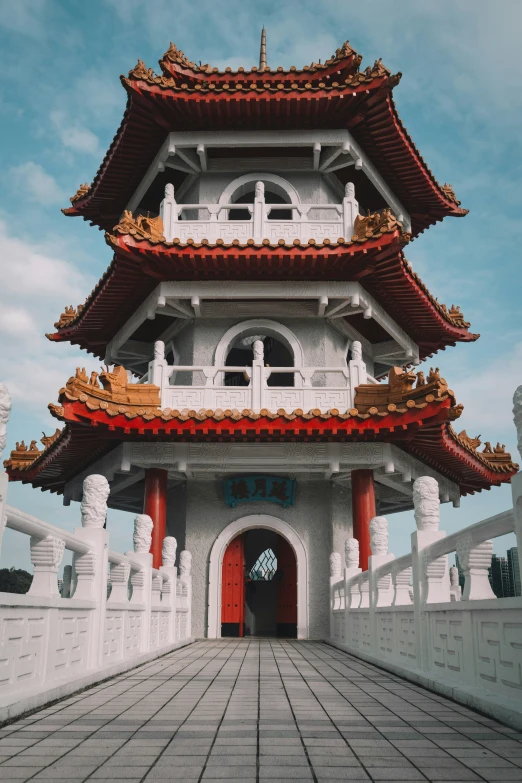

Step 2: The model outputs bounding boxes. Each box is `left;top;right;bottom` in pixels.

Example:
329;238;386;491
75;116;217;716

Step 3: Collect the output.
50;110;100;156
0;220;95;416
8;161;64;204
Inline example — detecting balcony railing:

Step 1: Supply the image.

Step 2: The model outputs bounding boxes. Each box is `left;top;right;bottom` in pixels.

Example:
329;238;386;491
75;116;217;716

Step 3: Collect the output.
159;181;360;244
148;339;371;413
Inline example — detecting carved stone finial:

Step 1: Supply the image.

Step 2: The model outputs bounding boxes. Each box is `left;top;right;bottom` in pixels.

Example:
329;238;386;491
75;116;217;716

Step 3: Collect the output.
344;538;359;568
513;385;522;461
179;549;192;576
0;382;12;462
370;516;388;555
413;476;440;531
345;182;355;199
81;475;110;528
165;183;175;199
133;514;153;553
329;552;342;578
255;180;265;198
154;340;165;360
449;565;459;587
162;536;177;567
351;340;362;361
253;340;264;361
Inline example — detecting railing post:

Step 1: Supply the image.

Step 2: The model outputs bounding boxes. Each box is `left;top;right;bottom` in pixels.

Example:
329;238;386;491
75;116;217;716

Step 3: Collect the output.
148;340;169;395
368;517;394;657
0;382;11;557
251;339;265;412
342;182;359;239
456;538;496;600
208;205;219;244
392;564;413;606
449;565;462;602
160;182;179;242
178;550;192;638
512;386;522;554
348;340;367;407
127;514;153;652
72;474;110;669
28;535;66;598
253;181;265;243
108;562;131;603
344;539;361;643
329;552;342;638
160;536;178;643
411;476;448;671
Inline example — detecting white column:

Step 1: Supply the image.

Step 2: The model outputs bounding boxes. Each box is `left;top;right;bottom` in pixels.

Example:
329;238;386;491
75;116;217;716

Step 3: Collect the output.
160;183;178;242
72;474;110;669
28;535;65;597
342;182;359;239
160;536;178;643
253;181;265;243
456;538;496;600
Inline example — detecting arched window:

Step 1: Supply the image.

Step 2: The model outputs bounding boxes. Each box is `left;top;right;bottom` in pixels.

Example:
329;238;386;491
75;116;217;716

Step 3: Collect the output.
229;188;292;221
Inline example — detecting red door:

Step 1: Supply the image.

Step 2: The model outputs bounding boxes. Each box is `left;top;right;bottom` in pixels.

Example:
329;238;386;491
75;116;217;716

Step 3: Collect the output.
276;536;297;638
221;534;245;637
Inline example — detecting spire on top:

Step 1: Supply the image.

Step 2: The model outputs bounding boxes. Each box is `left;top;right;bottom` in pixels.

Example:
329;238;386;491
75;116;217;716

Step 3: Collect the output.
259;26;267;70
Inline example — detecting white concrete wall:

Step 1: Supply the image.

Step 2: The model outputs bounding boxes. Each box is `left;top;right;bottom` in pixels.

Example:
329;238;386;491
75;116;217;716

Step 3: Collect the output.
184;478;337;639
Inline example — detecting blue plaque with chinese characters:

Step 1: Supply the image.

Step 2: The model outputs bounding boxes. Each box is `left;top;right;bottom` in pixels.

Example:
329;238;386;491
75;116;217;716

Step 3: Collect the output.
224;476;296;508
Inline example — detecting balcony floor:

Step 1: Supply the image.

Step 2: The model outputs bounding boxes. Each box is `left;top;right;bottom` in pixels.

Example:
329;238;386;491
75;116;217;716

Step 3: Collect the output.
1;640;521;782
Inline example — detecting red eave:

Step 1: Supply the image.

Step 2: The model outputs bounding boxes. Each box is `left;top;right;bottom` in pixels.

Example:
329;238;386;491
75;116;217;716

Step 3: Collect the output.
6;397;516;497
63;72;465;236
48;231;477;361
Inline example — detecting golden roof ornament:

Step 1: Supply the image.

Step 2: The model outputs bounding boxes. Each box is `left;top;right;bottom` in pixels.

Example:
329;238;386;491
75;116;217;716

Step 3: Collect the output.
442;183;461;206
70;183;91;203
113;210;165;243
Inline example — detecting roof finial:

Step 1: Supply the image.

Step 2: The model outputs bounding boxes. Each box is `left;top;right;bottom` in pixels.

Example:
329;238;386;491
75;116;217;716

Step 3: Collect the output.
259;26;267;70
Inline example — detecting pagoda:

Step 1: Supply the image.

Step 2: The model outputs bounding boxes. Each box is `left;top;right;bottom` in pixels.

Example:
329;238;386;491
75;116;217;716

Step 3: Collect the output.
5;32;517;640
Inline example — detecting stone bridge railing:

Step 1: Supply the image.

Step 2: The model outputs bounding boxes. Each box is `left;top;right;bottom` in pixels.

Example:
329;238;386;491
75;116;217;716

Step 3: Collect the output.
329;470;522;729
0;469;193;724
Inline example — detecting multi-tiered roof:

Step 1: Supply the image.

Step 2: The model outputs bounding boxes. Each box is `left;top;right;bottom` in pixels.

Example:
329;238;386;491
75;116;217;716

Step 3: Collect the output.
5;38;518;496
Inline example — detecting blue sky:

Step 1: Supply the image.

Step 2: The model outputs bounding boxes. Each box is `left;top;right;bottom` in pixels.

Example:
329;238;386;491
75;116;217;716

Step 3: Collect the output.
1;0;521;570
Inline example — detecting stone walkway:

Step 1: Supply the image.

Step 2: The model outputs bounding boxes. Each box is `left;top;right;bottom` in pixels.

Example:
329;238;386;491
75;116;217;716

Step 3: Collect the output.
1;641;522;782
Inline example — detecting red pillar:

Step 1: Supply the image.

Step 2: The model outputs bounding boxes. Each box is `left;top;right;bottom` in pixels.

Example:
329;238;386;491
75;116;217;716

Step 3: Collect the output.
351;469;376;571
143;468;168;569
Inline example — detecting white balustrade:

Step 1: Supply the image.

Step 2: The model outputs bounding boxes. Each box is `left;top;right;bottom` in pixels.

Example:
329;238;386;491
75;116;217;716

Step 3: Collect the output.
0;469;193;723
149;339;369;413
330;467;522;729
159;181;359;244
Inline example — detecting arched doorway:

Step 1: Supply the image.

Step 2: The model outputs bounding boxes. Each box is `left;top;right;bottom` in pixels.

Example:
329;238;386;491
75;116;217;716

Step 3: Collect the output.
221;529;297;638
224;335;295;388
207;514;308;639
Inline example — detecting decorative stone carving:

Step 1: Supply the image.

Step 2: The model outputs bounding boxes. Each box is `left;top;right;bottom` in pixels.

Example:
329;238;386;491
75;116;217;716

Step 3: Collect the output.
345;182;355;199
329;552;342;578
130;569;146;604
179;550;192;576
0;382;11;462
29;535;66;597
449;565;459;586
154;340;165;359
81;475;110;529
255;181;265;198
351;341;362;361
413;476;440;531
133;514;153;553
456;538;495;601
370;516;388;555
72;551;96;599
165;183;175;199
253;340;264;361
151;573;163;605
344;538;359;568
392;565;412;606
109;562;131;603
162;536;177;567
514;385;522;461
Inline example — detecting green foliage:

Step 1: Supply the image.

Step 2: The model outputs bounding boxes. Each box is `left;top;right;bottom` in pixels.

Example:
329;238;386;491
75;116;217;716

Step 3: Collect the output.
0;567;33;594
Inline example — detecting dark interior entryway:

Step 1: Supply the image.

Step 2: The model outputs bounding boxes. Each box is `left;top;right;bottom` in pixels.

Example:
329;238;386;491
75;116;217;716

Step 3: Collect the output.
221;529;297;638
